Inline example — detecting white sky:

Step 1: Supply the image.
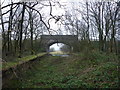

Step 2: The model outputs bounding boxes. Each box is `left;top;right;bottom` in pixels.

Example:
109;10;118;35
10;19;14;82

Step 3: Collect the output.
0;0;83;34
50;43;64;51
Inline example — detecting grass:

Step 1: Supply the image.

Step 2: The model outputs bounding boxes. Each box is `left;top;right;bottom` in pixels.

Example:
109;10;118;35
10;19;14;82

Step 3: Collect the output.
2;53;46;70
49;51;69;55
3;51;119;88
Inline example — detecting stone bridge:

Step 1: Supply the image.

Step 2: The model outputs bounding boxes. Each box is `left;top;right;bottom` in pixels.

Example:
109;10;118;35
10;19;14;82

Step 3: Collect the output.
40;35;78;52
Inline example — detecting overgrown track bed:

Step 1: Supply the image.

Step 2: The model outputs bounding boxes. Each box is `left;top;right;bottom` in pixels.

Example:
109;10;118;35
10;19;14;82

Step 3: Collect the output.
2;51;119;88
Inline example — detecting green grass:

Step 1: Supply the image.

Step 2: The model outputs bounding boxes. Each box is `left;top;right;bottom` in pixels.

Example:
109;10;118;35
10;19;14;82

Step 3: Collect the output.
2;53;46;70
3;51;119;88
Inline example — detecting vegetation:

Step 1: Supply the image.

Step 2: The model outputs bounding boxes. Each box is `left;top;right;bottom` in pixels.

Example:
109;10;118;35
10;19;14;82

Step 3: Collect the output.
3;50;118;88
2;53;46;70
1;0;120;89
60;44;71;53
49;47;55;52
49;51;67;55
1;1;120;59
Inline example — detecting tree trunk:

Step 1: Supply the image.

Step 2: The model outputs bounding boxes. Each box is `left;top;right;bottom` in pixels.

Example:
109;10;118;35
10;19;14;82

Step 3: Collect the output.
29;5;34;55
19;3;26;57
7;3;13;55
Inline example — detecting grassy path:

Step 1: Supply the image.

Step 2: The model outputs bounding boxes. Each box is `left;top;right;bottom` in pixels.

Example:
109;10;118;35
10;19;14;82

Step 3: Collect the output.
4;52;119;88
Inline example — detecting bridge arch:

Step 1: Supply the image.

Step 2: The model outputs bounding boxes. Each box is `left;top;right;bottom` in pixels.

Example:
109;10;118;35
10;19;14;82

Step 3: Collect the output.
47;42;73;52
40;35;78;52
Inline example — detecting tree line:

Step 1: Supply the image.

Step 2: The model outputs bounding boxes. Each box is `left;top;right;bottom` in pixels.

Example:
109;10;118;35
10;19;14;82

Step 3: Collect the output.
63;1;120;54
0;1;59;59
0;1;120;61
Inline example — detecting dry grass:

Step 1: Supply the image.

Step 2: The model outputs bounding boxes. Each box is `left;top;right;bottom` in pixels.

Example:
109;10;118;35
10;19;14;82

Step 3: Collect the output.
49;51;69;55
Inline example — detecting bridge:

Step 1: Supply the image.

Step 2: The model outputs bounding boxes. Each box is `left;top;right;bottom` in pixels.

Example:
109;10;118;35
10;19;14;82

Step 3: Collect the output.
40;35;78;52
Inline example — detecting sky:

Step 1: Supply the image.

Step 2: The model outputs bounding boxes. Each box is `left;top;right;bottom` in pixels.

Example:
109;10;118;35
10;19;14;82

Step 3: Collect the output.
50;43;64;51
0;0;84;32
